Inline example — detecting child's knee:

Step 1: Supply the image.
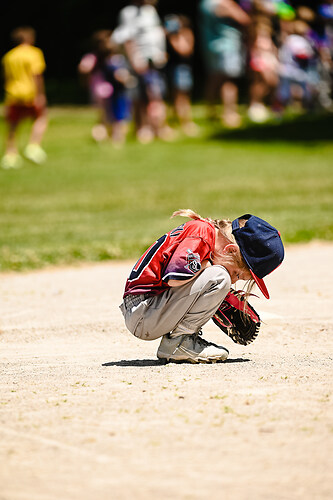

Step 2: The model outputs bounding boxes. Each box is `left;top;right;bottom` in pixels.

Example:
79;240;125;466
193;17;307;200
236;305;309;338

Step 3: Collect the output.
132;318;163;341
121;309;162;341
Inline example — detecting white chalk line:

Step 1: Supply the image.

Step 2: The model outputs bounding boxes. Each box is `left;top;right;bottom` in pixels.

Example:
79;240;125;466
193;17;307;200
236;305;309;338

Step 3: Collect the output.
1;309;33;320
0;491;59;500
0;426;110;464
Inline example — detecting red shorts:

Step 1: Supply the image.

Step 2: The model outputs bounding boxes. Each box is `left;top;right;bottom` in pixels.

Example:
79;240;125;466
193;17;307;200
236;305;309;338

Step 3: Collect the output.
5;104;43;124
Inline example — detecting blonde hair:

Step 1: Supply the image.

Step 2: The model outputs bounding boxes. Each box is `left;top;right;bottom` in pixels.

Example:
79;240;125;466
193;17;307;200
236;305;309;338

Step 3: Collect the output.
172;209;256;298
172;208;233;238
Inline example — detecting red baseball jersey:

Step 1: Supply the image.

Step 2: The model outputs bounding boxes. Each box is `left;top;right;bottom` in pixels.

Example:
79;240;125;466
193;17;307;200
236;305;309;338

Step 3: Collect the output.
124;219;216;297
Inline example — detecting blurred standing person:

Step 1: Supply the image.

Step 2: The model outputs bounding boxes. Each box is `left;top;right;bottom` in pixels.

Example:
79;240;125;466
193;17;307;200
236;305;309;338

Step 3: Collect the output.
164;14;199;136
1;27;48;169
79;31;133;146
112;0;173;143
103;39;135;147
301;3;333;110
248;18;279;122
78;30;114;142
199;0;250;128
277;17;317;112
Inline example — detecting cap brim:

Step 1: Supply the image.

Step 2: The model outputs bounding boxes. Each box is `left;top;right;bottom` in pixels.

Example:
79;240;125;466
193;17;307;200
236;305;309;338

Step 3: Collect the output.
250;270;270;299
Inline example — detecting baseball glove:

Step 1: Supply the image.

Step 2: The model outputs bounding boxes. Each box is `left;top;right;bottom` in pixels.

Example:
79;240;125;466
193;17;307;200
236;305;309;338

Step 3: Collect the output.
212;289;261;345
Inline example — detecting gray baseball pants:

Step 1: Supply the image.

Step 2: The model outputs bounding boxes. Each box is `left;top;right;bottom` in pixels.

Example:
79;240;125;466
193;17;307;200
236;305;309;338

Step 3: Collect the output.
119;265;231;340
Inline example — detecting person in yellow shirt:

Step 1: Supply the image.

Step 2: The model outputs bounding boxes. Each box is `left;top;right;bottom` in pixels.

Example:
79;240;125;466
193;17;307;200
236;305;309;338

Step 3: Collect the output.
1;27;48;169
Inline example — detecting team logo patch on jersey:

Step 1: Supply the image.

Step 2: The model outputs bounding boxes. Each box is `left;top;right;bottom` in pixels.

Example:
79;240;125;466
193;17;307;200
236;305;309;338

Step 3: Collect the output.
185;249;201;273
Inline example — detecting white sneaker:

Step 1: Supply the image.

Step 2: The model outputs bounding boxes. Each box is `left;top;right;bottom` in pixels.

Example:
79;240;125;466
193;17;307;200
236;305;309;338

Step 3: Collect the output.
91;124;108;142
248;103;270;123
1;153;22;169
136;126;154;144
24;144;47;164
157;332;229;363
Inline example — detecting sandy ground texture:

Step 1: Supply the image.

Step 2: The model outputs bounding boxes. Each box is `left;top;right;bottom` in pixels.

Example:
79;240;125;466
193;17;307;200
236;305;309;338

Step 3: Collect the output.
1;242;333;500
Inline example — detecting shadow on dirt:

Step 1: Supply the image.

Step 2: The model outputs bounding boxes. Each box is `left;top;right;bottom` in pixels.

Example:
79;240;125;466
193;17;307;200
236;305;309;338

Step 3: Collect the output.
211;113;333;143
102;358;250;367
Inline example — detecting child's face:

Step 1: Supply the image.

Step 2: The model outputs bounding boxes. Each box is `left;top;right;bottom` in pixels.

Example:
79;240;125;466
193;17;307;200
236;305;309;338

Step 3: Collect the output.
213;240;252;284
222;261;251;284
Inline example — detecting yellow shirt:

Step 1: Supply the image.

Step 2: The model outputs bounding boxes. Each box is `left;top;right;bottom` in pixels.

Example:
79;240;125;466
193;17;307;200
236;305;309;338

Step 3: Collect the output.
2;44;46;105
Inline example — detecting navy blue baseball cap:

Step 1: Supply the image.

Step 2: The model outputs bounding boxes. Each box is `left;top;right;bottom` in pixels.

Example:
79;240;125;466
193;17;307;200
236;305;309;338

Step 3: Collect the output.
232;214;284;299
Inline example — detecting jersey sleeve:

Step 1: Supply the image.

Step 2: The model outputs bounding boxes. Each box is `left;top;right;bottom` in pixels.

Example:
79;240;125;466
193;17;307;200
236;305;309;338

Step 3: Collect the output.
162;237;211;283
31;48;46;75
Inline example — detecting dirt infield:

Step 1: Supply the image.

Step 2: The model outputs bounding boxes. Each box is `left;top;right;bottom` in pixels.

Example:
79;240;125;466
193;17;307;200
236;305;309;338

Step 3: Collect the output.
1;243;332;500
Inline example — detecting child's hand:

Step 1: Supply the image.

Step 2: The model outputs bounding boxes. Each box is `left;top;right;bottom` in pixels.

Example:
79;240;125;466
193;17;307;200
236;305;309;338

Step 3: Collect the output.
78;54;97;74
114;68;130;83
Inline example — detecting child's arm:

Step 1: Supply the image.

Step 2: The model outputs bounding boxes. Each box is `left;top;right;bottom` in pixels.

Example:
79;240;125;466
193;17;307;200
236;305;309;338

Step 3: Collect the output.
168;260;211;287
33;73;47;110
114;67;131;84
78;54;97;75
215;0;250;26
124;39;148;74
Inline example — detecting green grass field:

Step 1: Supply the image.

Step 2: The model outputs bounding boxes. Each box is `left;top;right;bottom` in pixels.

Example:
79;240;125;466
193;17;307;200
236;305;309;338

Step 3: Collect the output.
0;106;332;271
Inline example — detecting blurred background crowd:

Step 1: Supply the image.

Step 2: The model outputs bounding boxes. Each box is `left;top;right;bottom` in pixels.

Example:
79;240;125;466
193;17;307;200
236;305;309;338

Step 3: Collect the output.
1;0;333;158
75;0;333;145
